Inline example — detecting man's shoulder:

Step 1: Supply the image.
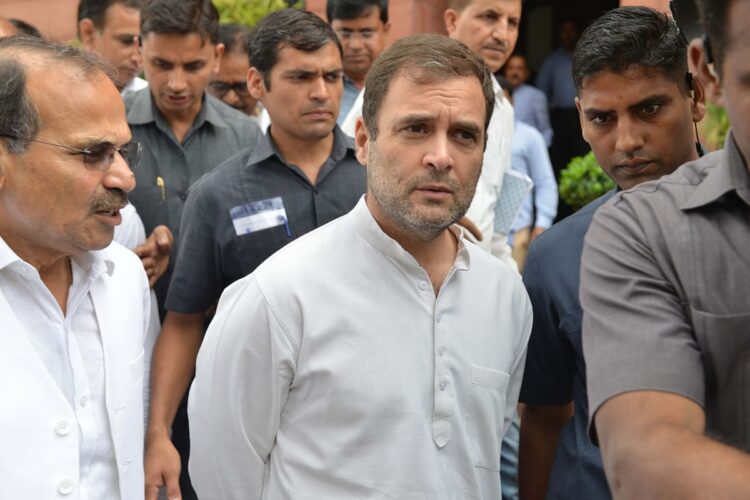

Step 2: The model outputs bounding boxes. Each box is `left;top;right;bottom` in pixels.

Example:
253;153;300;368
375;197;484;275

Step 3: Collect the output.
602;152;721;221
518;84;546;100
529;191;614;264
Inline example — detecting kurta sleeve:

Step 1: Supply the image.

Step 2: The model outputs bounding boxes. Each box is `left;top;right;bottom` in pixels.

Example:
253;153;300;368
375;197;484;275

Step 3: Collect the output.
188;275;297;499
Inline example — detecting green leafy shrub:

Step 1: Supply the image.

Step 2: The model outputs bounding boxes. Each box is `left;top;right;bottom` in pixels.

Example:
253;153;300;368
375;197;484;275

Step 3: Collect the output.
213;0;300;27
559;151;615;211
703;103;730;151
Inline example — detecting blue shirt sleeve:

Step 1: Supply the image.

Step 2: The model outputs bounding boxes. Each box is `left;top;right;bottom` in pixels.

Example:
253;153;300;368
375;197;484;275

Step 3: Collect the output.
525;128;558;228
519;240;575;405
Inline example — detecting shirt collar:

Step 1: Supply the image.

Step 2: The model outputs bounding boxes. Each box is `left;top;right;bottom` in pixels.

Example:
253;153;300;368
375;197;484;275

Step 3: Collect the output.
351;196;471;273
127;89;228;129
245;125;354;167
0;235;114;278
681;133;750;210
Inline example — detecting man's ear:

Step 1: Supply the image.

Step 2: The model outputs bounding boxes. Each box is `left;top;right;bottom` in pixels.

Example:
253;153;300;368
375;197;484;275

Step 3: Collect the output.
78;18;96;49
247;67;265;101
689;38;722;106
354;117;369;167
690;75;707;124
212;43;225;74
575;96;589;143
382;21;392;35
443;9;459;37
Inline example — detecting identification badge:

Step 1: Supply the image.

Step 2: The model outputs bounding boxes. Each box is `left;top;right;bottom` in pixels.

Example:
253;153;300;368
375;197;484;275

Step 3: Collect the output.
230;196;291;237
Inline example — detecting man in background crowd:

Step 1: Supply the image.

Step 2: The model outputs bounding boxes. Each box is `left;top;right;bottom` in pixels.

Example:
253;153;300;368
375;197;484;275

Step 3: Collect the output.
327;0;389;125
504;54;553;146
519;7;706;499
127;1;261;498
78;0;146;94
495;76;557;273
580;0;750;496
207;23;259;118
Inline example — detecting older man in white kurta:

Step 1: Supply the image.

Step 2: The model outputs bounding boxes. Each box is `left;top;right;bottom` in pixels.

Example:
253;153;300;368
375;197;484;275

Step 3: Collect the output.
189;32;531;499
0;37;149;499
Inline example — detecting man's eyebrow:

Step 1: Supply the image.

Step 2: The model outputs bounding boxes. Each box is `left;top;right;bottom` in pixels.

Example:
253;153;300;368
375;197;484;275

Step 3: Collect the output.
627;93;672;111
452;121;482;136
392;114;434;127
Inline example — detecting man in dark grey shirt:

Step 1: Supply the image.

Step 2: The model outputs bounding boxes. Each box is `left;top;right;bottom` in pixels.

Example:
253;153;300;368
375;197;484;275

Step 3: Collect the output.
145;10;365;500
126;0;261;309
581;0;750;496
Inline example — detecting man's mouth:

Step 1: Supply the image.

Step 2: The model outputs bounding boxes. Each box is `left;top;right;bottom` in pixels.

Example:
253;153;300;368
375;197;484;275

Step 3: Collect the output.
616;159;653;173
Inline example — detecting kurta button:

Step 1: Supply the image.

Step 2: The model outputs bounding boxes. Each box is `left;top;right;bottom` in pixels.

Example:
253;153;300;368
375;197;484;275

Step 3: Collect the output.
418;281;429;290
439;381;447;391
438;346;446;356
79;396;88;406
57;479;74;495
436;315;442;323
55;420;71;436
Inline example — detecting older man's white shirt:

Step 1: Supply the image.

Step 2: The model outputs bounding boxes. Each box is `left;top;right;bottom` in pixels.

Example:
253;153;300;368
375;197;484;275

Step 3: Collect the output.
0;237;150;500
189;196;532;499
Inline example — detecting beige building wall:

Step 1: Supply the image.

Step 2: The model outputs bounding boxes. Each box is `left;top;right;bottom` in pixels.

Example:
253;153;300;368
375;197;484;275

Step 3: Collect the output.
0;0;673;49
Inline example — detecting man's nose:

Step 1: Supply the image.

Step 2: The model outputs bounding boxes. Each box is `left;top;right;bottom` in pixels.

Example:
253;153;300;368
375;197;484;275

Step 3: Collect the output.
423;134;454;171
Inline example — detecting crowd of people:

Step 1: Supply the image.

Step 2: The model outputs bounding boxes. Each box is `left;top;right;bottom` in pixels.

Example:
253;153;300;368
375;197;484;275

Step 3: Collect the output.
0;0;748;499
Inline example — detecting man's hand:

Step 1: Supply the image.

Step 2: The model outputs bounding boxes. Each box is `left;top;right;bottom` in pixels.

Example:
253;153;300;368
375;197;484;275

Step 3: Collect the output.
145;431;182;500
530;226;546;241
458;216;483;241
134;225;173;287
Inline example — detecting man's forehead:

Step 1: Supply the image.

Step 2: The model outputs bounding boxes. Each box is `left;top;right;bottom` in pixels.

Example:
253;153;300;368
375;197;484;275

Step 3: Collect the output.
332;6;383;27
274;43;341;68
102;2;140;30
579;66;684;106
457;0;521;16
142;32;214;57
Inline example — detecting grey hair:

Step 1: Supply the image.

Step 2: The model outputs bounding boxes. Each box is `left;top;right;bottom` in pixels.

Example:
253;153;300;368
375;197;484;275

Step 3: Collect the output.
0;36;112;154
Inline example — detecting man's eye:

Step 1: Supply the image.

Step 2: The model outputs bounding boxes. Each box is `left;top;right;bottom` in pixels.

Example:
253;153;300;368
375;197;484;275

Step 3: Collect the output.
454;130;478;143
83;145;114;165
590;114;611;125
641;103;661;116
325;73;342;83
360;30;376;39
186;63;205;72
404;125;427;134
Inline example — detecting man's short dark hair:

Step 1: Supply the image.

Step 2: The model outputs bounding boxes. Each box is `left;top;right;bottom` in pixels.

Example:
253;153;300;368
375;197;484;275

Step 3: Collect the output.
572;7;688;95
0;36;110;154
77;0;142;28
10;19;42;38
326;0;388;24
247;9;342;90
140;0;219;44
362;33;495;142
218;23;249;56
695;0;731;73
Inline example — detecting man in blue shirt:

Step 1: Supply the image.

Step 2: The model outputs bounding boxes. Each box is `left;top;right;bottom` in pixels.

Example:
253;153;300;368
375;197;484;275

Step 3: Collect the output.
327;0;390;126
496;76;557;272
504;54;553;146
517;7;706;499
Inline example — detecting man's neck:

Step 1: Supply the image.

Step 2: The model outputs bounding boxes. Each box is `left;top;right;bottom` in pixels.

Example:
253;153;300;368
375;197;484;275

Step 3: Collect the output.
365;196;459;296
346;73;365;90
0;227;73;313
270;127;335;186
158;96;203;144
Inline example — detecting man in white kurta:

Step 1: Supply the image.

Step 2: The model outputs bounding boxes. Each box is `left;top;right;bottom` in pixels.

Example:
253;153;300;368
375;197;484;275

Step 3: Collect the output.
189;34;532;499
0;37;149;499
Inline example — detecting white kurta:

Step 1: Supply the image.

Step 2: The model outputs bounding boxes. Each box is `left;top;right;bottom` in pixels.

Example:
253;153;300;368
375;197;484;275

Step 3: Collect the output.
189;196;532;499
0;238;150;500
